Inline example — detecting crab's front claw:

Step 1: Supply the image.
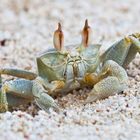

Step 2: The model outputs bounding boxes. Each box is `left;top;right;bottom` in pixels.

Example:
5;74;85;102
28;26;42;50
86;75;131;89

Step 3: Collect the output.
101;33;140;68
85;60;128;104
32;77;59;113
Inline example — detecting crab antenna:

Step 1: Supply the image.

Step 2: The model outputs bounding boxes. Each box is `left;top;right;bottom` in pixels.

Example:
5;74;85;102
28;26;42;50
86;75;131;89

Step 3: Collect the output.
53;22;64;51
81;19;92;47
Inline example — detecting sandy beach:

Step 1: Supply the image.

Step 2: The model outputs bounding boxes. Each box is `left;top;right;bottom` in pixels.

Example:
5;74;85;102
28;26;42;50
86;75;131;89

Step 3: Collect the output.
0;0;140;139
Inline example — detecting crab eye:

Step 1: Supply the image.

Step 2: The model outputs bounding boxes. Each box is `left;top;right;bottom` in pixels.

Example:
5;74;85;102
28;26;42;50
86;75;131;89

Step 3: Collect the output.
81;19;92;47
53;23;64;51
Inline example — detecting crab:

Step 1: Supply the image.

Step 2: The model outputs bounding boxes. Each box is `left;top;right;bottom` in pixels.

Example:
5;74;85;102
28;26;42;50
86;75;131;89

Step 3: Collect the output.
0;20;140;113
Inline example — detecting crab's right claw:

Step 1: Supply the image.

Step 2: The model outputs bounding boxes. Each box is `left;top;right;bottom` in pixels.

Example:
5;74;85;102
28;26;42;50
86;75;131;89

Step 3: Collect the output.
32;78;60;113
35;92;59;113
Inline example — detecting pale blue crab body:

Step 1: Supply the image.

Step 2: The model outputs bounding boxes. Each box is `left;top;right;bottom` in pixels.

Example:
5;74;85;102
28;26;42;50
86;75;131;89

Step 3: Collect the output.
37;44;100;93
0;20;140;112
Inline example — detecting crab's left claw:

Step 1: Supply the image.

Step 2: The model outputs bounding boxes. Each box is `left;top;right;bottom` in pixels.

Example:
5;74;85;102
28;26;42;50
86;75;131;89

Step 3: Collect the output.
85;60;128;104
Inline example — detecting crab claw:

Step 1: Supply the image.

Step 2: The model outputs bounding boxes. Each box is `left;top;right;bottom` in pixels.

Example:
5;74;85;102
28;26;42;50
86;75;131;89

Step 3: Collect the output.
81;19;92;47
53;23;64;51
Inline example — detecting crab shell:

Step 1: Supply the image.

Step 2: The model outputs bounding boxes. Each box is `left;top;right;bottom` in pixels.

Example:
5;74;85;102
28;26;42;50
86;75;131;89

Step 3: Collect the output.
36;44;101;93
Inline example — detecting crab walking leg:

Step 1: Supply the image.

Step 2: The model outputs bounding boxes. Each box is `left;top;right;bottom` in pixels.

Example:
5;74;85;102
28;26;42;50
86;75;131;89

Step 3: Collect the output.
0;68;37;80
123;35;140;67
0;68;36;112
0;75;2;83
0;85;8;112
101;34;140;67
0;79;33;112
85;60;128;103
32;77;59;112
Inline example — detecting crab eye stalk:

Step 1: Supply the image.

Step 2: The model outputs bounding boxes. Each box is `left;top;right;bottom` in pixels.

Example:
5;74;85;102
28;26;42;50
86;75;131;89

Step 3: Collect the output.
81;19;92;47
53;23;64;51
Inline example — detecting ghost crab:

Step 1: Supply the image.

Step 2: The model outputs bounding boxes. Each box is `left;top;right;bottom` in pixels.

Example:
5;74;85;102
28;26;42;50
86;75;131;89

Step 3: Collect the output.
0;20;140;113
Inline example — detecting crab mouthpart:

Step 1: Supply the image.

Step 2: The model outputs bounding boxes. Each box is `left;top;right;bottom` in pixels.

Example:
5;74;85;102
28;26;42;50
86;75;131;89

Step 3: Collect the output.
81;19;92;47
53;23;64;51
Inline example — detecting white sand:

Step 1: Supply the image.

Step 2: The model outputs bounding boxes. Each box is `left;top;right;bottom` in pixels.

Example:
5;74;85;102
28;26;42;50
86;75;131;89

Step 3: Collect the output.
0;0;140;140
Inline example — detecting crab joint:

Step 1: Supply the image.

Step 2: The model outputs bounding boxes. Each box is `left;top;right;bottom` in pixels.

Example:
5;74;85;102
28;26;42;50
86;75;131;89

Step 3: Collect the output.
131;33;140;39
124;37;132;44
53;23;64;51
81;19;92;47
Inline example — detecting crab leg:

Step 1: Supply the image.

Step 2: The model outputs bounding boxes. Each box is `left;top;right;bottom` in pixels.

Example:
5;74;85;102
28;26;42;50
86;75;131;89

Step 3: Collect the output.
85;60;128;103
123;35;140;67
0;79;33;112
0;77;61;113
0;85;8;112
101;33;140;67
0;68;37;80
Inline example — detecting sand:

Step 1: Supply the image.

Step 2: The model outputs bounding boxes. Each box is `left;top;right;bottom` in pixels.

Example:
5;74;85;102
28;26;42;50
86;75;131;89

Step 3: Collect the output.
0;0;140;140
